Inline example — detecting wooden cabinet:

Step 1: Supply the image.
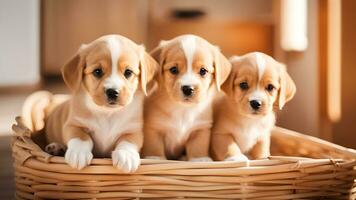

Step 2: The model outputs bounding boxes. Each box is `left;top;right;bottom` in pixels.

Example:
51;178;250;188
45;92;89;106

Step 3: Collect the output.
41;0;147;75
41;0;274;76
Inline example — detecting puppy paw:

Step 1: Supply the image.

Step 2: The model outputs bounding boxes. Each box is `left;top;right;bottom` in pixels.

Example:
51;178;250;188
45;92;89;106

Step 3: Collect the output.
112;141;140;173
45;142;66;156
64;138;93;170
225;154;249;162
189;156;213;162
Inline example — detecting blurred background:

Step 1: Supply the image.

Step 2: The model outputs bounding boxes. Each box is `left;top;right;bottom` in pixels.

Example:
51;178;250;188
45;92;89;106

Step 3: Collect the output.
0;0;355;198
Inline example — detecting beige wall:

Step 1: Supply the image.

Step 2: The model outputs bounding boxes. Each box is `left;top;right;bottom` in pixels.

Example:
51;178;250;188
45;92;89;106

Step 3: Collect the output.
0;0;40;87
275;0;320;137
333;0;356;148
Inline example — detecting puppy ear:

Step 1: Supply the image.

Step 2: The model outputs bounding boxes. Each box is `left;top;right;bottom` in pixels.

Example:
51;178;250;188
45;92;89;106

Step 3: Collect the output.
220;69;235;97
139;45;159;96
150;45;163;65
150;42;168;85
213;47;231;91
61;47;86;92
277;63;296;110
150;40;168;66
221;56;240;96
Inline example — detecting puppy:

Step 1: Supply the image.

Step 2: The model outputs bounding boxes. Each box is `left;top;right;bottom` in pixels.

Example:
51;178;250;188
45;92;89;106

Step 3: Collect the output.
142;34;231;161
44;35;157;172
211;52;296;161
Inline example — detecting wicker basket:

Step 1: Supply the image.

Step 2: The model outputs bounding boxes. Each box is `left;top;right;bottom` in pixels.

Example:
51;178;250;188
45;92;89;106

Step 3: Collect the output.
12;116;356;200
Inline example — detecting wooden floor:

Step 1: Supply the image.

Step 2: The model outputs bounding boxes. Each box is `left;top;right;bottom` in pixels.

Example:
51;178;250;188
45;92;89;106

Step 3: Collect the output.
0;136;15;199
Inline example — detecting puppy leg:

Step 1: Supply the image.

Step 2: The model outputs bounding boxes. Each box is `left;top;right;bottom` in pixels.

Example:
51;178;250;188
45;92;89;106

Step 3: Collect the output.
112;133;143;173
142;130;166;160
186;128;212;162
63;125;93;170
250;134;271;159
211;133;248;161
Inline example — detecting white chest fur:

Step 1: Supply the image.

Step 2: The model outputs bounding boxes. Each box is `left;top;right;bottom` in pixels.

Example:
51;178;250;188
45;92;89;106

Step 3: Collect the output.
72;92;144;157
168;104;211;139
230;113;275;153
158;99;213;157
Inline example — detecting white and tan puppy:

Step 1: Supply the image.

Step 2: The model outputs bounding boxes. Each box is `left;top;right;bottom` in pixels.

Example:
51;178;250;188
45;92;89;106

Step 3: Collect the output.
211;52;296;161
142;34;231;161
44;35;157;172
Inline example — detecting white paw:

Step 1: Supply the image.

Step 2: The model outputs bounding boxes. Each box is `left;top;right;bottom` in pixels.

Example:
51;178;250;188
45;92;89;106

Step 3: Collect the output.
45;142;66;156
225;154;249;162
189;156;213;162
144;156;164;160
64;138;93;170
112;141;140;173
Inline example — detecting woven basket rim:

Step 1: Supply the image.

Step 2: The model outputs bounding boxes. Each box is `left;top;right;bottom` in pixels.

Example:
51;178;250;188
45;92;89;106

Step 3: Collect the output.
12;116;356;170
11;116;356;199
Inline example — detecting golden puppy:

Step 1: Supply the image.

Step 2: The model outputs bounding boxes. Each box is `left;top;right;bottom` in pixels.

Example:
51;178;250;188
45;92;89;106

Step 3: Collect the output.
211;52;296;161
44;35;157;172
142;34;231;161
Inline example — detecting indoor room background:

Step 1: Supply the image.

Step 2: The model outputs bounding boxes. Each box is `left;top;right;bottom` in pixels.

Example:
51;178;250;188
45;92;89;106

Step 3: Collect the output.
1;0;355;198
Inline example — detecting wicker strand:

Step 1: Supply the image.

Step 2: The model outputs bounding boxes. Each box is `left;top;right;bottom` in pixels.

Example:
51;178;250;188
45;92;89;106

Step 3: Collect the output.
11;114;356;199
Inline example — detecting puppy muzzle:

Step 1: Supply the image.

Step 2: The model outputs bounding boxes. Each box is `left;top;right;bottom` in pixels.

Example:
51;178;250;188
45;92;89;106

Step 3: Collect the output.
105;88;119;104
250;100;262;111
181;85;195;97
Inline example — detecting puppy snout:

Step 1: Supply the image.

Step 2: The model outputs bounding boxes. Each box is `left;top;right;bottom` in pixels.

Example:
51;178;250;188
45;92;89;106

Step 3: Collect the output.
250;100;262;110
105;88;119;102
181;85;195;97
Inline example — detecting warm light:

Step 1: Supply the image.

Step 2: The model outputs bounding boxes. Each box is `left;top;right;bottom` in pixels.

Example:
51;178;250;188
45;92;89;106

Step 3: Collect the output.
327;0;341;122
280;0;308;51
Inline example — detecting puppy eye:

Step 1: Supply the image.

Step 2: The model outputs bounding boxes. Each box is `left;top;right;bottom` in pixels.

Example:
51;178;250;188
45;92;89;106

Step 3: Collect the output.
124;69;133;79
93;68;104;78
169;66;179;75
199;67;208;77
266;84;275;92
239;82;249;90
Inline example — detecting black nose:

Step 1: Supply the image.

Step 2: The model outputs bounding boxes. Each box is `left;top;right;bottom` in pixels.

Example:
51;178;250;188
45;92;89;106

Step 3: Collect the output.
250;100;262;110
181;85;194;97
105;88;119;101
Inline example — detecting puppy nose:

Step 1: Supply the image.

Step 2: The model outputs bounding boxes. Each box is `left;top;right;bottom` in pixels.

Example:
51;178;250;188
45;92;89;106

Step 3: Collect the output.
181;85;195;97
250;100;262;110
105;88;119;100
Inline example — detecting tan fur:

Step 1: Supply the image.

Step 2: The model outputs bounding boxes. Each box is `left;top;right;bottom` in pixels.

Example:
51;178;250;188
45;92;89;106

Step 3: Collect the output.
44;35;157;168
211;52;296;161
22;91;69;132
142;35;231;160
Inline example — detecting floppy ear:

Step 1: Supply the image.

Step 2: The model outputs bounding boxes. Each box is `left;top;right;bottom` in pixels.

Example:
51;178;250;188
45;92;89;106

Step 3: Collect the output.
150;40;168;66
150;45;163;65
139;45;159;95
221;56;241;97
149;42;168;87
220;68;235;97
277;64;296;110
61;48;86;92
213;47;232;91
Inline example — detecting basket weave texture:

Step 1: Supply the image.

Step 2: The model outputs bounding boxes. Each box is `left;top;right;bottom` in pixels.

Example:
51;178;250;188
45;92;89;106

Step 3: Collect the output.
12;116;356;200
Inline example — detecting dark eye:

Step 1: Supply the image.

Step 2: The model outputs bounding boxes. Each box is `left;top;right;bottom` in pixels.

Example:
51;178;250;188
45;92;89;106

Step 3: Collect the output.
239;82;249;90
93;68;103;78
169;66;179;75
124;69;133;79
266;84;275;92
199;67;208;77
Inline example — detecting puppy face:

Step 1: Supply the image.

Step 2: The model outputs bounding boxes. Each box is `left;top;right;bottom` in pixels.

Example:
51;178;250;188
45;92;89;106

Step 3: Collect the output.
222;52;296;117
151;35;231;105
62;35;157;108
